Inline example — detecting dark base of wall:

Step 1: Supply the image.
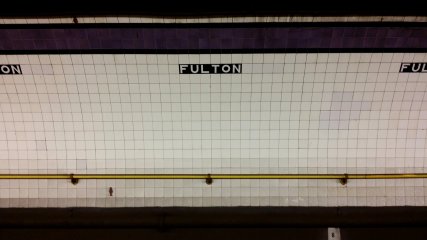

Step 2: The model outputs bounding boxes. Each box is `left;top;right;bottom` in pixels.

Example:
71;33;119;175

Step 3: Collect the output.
1;207;427;227
2;227;427;240
1;207;427;240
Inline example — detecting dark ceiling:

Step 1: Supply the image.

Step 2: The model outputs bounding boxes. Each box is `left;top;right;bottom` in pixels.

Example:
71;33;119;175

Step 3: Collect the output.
0;0;425;17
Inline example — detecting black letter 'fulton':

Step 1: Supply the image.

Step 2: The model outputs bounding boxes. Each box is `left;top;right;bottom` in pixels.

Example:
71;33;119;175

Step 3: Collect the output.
400;63;427;73
179;64;242;74
0;64;22;75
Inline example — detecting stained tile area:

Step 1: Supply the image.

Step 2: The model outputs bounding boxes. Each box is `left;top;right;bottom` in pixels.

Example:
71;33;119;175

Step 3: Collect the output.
1;16;427;24
0;53;427;207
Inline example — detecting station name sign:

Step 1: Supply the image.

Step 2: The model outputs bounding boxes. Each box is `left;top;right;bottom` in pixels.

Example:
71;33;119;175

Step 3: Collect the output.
179;64;242;74
0;64;22;75
400;63;427;73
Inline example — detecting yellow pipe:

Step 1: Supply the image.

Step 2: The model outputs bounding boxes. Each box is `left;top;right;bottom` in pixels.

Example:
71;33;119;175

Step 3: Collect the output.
0;175;71;179
348;174;427;179
0;173;427;180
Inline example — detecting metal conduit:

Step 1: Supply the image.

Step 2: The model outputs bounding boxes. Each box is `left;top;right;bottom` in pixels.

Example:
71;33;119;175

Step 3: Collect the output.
1;173;427;185
1;173;427;179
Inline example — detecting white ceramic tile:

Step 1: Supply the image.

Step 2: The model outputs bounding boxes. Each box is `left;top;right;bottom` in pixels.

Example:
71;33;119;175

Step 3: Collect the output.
0;53;426;207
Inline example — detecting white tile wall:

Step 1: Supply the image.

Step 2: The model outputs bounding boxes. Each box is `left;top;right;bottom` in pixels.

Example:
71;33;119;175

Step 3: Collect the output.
0;16;426;24
0;53;427;207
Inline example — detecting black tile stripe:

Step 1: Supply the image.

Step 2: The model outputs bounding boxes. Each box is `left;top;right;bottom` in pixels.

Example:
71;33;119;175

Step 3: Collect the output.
0;48;426;54
0;207;427;227
1;22;427;29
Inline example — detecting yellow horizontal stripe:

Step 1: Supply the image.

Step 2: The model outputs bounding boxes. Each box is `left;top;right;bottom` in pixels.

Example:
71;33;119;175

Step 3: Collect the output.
0;173;427;180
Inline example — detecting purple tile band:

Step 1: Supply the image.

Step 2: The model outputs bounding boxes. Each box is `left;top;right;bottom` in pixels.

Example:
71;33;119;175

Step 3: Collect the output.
0;26;426;51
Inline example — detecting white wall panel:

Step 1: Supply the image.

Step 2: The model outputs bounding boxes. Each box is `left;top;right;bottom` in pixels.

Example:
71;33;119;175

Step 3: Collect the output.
0;53;426;207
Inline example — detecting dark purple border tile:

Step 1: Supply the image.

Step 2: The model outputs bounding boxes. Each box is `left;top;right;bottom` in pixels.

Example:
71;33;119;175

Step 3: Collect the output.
0;27;426;51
